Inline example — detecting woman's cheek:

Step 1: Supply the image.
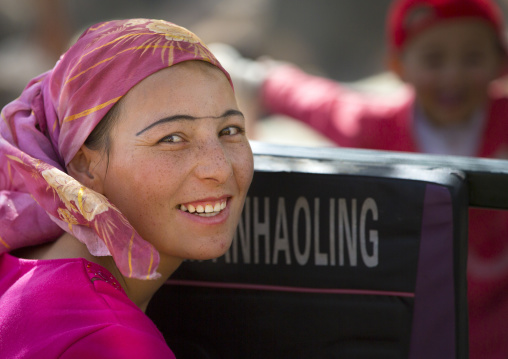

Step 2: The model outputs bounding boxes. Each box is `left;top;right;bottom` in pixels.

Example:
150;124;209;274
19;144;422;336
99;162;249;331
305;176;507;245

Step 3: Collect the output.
230;143;254;188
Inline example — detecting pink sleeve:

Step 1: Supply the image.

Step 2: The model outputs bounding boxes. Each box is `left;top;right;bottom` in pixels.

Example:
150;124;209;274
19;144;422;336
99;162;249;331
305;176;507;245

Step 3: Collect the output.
261;65;413;150
60;325;176;359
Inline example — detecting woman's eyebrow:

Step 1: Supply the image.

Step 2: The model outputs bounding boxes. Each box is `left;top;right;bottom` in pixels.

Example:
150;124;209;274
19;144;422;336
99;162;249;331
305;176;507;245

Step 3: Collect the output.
135;109;244;136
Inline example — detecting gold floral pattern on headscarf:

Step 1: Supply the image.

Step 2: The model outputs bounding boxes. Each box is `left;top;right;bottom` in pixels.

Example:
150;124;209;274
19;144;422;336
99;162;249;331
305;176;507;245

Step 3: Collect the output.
74;19;214;76
124;19;148;27
147;20;200;43
57;208;79;231
42;167;112;222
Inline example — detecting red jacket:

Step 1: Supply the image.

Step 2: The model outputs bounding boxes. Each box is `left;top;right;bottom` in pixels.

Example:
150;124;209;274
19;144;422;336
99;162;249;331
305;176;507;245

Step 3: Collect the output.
263;65;508;359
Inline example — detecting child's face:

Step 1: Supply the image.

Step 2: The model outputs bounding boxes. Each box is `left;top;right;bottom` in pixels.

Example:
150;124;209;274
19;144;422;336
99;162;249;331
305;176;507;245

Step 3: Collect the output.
398;19;505;126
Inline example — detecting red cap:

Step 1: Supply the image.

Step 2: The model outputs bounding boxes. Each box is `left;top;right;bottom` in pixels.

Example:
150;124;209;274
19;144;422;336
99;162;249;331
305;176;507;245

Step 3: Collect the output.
387;0;506;52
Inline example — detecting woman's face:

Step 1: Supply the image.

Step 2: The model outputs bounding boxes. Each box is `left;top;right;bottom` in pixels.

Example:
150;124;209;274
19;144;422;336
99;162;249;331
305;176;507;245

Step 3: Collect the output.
96;61;253;264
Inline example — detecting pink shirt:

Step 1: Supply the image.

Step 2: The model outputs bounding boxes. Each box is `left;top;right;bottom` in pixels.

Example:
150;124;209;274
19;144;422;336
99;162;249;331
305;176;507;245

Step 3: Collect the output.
0;252;175;359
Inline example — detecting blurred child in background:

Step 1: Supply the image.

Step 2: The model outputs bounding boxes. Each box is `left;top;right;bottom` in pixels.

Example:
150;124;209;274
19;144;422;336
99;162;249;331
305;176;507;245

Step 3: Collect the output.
216;0;508;357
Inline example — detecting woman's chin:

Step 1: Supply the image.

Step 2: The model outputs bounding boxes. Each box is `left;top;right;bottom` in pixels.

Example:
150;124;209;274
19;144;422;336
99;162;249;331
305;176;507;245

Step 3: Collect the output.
189;240;233;261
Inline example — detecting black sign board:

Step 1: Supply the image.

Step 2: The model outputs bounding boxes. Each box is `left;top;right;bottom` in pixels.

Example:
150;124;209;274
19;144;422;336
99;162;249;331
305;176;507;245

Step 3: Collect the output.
147;144;469;359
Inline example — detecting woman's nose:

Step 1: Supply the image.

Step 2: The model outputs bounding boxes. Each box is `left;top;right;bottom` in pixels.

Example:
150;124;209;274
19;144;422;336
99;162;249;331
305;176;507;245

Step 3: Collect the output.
193;138;233;184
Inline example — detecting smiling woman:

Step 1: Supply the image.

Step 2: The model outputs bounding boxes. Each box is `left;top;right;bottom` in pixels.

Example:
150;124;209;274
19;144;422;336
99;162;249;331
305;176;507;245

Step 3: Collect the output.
0;19;253;358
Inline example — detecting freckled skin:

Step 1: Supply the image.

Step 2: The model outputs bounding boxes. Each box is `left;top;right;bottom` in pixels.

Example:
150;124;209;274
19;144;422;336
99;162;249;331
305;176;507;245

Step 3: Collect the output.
91;61;254;269
398;19;504;126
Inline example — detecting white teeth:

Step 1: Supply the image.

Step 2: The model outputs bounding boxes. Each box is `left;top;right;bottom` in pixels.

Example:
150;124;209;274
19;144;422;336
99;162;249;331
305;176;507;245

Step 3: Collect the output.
179;199;228;215
200;212;219;217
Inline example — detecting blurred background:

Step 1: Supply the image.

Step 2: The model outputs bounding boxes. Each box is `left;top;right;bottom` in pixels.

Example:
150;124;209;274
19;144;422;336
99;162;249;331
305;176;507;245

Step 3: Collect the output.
1;0;507;145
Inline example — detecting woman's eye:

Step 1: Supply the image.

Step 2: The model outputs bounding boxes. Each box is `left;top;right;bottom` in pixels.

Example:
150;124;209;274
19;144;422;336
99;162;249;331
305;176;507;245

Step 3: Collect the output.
219;126;243;137
159;134;184;143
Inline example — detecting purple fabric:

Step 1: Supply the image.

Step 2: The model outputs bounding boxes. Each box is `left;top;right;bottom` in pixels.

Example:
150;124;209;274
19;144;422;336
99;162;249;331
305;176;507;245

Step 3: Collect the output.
0;19;231;279
0;252;176;358
409;183;456;359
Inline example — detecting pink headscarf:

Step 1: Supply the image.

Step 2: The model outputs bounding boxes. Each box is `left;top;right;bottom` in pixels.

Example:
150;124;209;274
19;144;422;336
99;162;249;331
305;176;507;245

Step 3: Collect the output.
0;19;231;279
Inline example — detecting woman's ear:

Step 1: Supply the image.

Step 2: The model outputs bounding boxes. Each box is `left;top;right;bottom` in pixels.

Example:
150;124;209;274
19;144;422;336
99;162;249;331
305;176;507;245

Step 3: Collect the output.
66;145;106;193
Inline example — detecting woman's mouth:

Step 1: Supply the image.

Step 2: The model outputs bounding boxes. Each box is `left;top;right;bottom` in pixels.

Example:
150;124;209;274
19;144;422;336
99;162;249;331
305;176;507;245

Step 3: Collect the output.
178;199;227;217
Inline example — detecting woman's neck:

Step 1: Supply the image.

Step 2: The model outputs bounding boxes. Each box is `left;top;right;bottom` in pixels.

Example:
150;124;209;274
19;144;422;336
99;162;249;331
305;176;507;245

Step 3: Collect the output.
14;232;182;312
119;253;183;312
